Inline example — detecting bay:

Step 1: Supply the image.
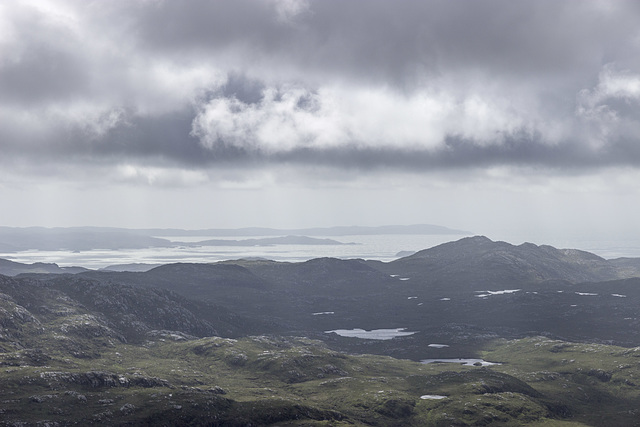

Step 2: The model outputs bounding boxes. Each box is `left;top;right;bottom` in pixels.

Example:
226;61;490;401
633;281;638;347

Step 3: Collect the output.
2;232;640;270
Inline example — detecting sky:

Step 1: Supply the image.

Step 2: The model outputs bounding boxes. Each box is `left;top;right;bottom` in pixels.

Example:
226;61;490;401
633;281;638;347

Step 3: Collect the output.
2;0;640;240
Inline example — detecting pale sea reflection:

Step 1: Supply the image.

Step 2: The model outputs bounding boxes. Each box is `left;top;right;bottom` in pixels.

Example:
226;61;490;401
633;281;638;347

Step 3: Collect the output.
0;234;467;269
2;232;640;270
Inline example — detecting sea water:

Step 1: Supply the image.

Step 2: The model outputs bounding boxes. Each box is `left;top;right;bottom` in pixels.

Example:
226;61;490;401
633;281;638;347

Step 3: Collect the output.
0;234;466;269
2;232;640;270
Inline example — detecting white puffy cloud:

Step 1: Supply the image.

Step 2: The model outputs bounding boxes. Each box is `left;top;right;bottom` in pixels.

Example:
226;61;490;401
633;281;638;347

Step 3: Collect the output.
576;65;640;148
191;82;540;154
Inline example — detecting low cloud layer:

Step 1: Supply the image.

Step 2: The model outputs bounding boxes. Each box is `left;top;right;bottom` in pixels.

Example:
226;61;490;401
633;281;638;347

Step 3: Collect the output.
2;0;640;183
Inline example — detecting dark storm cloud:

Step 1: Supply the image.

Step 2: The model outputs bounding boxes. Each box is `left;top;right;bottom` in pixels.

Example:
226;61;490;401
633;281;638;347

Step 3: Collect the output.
0;43;88;106
6;111;639;174
128;0;640;87
219;73;266;105
3;0;640;179
0;108;251;167
272;134;640;172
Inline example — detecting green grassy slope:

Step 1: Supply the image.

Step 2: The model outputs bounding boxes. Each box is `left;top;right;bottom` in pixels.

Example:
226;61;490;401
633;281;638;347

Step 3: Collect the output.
2;333;640;426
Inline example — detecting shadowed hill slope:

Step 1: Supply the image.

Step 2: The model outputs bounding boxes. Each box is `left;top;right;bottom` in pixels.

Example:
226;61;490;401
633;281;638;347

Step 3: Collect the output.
63;237;640;359
0;259;88;276
381;236;628;286
0;274;266;350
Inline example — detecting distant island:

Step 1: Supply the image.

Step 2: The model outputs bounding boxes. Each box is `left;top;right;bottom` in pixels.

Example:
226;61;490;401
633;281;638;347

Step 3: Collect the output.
141;224;471;237
0;224;468;252
184;235;354;247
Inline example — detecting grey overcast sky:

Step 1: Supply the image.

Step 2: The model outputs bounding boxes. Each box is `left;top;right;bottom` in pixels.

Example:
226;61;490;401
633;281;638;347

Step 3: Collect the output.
1;0;640;239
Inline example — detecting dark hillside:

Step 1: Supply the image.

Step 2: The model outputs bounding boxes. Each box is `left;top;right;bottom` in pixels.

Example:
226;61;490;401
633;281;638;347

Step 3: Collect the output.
0;274;264;351
384;236;626;286
67;237;640;360
0;258;88;276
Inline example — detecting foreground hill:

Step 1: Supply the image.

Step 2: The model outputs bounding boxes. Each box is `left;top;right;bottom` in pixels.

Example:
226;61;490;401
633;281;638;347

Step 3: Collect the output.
0;274;263;353
2;313;640;427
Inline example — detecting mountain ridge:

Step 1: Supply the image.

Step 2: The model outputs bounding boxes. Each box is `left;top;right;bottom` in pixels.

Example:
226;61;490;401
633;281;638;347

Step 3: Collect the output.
387;235;627;285
3;236;640;355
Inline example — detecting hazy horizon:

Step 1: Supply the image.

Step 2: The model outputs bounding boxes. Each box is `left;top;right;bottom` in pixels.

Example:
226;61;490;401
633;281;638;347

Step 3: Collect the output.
3;225;640;270
2;1;640;239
